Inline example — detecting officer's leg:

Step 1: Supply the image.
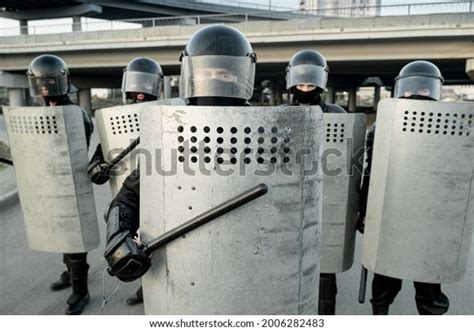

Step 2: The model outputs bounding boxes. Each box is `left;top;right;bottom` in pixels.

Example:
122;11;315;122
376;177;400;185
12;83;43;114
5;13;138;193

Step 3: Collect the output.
50;254;71;291
127;286;144;306
413;282;449;315
64;253;90;315
370;273;402;314
318;273;337;315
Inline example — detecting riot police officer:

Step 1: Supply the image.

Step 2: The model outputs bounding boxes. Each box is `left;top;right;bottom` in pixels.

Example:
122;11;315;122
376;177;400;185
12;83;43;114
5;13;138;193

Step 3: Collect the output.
27;54;94;315
87;57;162;305
87;57;163;186
358;60;449;315
122;57;163;104
286;50;346;315
286;50;345;113
102;24;256;285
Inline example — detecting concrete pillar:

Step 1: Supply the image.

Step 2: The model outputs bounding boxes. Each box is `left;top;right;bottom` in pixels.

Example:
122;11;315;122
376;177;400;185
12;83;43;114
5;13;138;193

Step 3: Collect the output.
466;58;474;80
348;87;357;113
163;76;172;99
72;16;82;32
19;19;28;35
8;88;27;106
78;89;92;115
373;85;381;112
326;86;335;104
275;84;283;106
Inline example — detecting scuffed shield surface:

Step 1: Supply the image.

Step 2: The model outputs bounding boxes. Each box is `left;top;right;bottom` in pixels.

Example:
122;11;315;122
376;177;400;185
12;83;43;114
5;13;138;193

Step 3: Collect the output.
4;106;99;253
95;98;185;196
362;98;473;283
140;105;324;314
321;113;366;273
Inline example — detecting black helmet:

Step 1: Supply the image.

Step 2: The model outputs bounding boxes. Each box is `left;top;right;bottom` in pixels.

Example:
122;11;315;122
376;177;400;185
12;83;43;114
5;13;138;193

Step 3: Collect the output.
394;60;443;101
286;50;329;91
179;24;256;103
122;57;163;103
27;54;69;97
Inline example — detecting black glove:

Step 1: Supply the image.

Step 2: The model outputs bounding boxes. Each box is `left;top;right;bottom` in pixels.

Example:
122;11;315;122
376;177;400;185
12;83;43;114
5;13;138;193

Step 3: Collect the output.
87;144;110;184
87;161;110;184
105;236;151;282
104;206;150;282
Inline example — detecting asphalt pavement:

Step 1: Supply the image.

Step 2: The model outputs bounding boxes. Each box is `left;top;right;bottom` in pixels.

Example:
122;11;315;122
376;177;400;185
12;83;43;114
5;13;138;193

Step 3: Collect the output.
0;116;472;315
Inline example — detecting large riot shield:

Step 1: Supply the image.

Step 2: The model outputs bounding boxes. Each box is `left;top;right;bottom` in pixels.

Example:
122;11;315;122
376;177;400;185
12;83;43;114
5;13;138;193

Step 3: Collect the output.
4;106;99;253
320;113;366;273
362;98;473;283
95;98;185;196
140;105;324;314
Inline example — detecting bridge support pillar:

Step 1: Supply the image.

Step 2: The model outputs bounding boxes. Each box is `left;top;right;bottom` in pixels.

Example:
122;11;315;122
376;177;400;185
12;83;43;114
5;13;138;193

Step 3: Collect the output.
78;88;92;115
348;87;357;112
19;20;28;35
326;86;335;104
466;58;474;80
164;76;172;99
374;85;381;111
8;88;27;106
72;17;82;32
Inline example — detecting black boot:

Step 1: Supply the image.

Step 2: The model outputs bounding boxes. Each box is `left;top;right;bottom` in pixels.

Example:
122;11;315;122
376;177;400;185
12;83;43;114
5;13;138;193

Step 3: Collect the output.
126;286;143;305
414;282;449;315
318;273;337;315
65;285;90;315
50;270;71;291
370;273;401;315
64;253;90;315
372;305;389;315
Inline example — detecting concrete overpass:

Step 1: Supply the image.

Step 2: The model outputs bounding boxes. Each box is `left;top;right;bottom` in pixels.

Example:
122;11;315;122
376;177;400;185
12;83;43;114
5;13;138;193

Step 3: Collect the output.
1;11;473;110
0;0;297;22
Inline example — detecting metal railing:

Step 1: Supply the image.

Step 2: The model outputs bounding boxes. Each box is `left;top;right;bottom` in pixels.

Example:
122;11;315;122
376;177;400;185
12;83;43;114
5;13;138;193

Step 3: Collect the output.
194;0;296;12
302;0;474;18
0;1;472;37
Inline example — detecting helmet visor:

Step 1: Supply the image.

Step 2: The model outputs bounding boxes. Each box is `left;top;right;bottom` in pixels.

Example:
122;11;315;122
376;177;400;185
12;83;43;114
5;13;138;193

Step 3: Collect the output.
394;76;441;101
180;55;255;100
122;71;162;97
28;74;68;97
286;64;328;90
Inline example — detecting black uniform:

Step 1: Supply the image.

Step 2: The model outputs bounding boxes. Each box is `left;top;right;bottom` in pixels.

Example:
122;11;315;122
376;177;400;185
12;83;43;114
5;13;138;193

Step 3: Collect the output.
358;60;449;315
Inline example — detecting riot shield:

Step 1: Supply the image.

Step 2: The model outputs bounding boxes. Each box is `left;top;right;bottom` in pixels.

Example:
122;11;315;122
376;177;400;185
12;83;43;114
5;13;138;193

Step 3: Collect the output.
362;98;473;283
321;113;366;273
140;105;324;314
95;98;185;196
4;105;99;253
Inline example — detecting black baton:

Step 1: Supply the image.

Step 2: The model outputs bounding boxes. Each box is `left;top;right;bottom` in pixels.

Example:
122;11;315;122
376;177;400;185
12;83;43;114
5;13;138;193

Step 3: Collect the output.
0;157;13;166
143;183;268;256
358;266;368;304
104;137;140;173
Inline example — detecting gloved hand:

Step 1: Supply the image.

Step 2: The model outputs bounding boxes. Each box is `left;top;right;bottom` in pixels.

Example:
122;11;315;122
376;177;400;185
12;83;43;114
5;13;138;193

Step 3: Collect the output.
87;161;110;184
105;235;151;282
104;206;150;282
87;144;110;184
